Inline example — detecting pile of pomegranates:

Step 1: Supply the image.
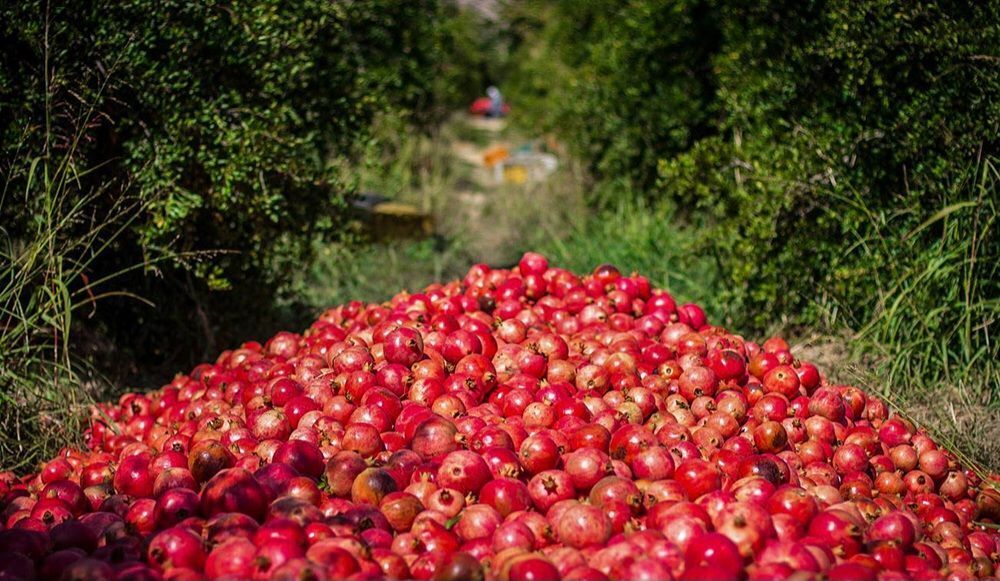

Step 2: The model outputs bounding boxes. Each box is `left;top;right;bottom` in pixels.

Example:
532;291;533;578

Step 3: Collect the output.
1;252;998;581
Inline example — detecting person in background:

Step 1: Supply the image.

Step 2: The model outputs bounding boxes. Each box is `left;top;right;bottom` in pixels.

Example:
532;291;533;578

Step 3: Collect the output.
486;85;504;118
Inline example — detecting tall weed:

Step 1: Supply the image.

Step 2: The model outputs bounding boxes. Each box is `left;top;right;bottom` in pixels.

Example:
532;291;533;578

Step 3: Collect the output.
0;50;152;471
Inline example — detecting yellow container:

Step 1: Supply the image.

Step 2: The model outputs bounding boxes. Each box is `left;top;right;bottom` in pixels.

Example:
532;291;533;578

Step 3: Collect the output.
371;202;434;241
503;165;529;184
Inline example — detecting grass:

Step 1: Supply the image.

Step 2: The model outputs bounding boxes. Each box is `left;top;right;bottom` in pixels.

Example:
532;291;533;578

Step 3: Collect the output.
337;113;459;211
0;47;177;471
836;155;999;388
827;154;1000;473
290;237;474;310
0;133;141;472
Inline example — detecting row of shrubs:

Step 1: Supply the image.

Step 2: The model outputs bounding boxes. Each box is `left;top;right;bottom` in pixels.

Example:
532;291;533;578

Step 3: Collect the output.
503;0;999;385
0;0;494;468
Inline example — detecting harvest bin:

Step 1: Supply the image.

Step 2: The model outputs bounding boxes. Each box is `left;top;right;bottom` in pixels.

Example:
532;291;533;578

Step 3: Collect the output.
350;192;434;241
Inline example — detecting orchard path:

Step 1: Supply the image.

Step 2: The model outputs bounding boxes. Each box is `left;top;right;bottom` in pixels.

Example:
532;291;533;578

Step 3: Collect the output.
419;113;587;268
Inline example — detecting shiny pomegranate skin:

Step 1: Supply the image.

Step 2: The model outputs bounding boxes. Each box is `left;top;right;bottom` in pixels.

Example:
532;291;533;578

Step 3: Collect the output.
479;478;532;517
113;454;154;498
0;252;992;581
199;468;268;522
675;459;722;500
146;526;206;572
685;532;744;576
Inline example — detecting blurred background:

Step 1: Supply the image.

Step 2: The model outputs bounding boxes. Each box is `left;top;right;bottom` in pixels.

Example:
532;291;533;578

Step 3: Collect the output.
1;0;997;471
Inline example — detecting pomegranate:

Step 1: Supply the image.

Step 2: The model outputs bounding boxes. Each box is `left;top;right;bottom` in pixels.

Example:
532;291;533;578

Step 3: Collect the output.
0;252;993;581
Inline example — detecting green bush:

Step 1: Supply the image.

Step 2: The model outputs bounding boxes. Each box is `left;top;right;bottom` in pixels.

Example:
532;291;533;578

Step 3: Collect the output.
1;0;478;370
504;0;999;384
3;0;449;283
503;0;719;197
